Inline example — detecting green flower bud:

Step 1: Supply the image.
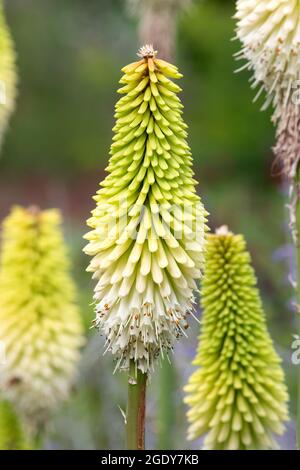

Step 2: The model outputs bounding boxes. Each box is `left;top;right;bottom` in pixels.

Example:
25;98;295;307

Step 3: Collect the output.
0;207;84;430
184;227;289;450
84;45;208;373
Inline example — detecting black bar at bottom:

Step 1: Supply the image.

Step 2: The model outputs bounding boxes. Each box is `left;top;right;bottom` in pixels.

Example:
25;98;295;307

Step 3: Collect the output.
0;449;296;466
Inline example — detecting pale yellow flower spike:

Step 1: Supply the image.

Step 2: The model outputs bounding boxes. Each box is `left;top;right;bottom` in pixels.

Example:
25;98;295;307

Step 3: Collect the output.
0;206;85;431
84;48;208;374
0;0;17;149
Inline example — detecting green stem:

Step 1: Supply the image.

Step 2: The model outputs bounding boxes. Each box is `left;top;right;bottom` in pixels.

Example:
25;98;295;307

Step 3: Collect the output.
296;171;300;450
157;358;176;449
126;360;147;450
297;313;300;449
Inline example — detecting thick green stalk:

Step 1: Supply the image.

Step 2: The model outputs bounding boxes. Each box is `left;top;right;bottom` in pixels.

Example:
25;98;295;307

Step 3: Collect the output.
126;360;147;450
157;358;176;449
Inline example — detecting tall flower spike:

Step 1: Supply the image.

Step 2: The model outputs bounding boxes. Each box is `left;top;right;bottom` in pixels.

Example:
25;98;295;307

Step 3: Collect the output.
184;227;289;450
0;0;17;149
235;0;300;119
84;46;208;374
0;207;84;431
0;400;30;450
127;0;192;61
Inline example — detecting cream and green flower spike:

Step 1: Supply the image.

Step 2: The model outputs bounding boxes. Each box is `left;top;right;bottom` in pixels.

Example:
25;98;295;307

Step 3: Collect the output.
184;227;289;450
84;45;207;373
0;0;17;148
0;400;30;450
235;0;300;119
0;206;84;430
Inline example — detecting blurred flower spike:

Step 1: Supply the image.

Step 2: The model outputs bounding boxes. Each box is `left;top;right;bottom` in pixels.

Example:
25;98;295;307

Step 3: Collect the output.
0;206;84;431
0;400;30;450
0;0;17;150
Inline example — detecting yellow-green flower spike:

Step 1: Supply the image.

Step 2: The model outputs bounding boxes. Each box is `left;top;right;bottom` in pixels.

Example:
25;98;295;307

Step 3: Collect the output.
184;226;289;450
0;0;17;149
0;206;84;430
0;400;30;450
84;45;208;374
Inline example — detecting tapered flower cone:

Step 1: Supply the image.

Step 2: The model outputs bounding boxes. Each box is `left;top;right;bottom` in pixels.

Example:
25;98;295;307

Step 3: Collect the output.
184;227;289;450
0;0;17;148
235;0;300;118
84;45;207;373
0;207;84;430
0;400;30;450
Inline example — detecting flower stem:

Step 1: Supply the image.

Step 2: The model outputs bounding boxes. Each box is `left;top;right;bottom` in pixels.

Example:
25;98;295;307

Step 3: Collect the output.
296;170;300;449
126;360;147;450
297;316;300;449
157;358;176;449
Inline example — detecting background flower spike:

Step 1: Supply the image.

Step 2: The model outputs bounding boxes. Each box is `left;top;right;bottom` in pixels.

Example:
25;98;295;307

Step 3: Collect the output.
184;226;289;450
0;0;17;150
235;0;299;121
84;46;208;375
0;206;84;435
0;399;30;450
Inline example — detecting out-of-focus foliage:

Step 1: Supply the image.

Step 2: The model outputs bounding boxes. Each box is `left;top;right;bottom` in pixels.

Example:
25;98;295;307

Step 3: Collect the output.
1;0;273;176
0;0;296;449
2;0;132;173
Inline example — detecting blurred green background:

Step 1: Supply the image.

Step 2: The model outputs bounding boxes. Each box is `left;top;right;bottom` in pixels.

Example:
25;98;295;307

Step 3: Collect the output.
0;0;296;449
